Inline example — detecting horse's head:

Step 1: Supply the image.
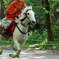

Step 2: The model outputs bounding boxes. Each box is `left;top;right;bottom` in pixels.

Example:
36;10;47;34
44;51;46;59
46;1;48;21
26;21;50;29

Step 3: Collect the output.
17;6;36;27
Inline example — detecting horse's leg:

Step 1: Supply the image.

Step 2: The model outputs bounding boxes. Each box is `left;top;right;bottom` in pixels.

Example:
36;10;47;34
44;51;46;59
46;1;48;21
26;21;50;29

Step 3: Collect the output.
0;46;3;55
20;39;26;50
20;34;28;49
13;39;21;57
9;39;21;58
0;35;3;55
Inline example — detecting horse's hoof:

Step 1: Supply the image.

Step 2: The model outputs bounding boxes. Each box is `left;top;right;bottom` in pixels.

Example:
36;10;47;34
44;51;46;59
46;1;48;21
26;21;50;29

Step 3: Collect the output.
0;50;2;55
9;54;15;58
9;54;19;58
0;46;3;55
13;48;17;51
16;50;21;58
16;55;19;58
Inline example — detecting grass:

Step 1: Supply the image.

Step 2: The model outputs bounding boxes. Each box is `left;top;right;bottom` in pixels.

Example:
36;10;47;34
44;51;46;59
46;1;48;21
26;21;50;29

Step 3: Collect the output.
0;39;12;46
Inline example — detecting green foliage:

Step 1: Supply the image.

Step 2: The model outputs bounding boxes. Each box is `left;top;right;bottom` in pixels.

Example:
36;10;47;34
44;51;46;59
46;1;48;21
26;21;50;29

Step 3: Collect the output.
25;30;48;47
53;19;59;41
24;30;59;50
56;19;59;25
25;0;41;6
0;40;12;46
56;7;59;12
4;0;12;8
54;19;59;32
29;30;41;40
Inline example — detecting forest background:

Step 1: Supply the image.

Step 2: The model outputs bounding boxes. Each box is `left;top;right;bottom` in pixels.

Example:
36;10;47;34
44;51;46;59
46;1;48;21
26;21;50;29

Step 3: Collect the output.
0;0;59;50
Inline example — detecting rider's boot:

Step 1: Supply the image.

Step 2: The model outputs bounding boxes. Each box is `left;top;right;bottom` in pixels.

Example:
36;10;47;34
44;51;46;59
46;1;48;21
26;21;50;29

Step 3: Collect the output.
0;22;8;36
1;26;8;36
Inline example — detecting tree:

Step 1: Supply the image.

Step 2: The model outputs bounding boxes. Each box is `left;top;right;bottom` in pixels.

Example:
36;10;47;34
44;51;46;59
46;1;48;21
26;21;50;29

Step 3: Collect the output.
42;0;54;41
0;0;5;19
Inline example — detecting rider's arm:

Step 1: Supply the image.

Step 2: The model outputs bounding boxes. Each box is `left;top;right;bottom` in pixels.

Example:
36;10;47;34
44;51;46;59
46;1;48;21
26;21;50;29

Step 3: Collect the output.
18;0;27;10
5;2;17;15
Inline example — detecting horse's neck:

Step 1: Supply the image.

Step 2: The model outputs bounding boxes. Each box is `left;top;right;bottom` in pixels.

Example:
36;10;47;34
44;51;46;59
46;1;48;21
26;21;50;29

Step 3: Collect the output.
23;18;29;25
17;20;28;32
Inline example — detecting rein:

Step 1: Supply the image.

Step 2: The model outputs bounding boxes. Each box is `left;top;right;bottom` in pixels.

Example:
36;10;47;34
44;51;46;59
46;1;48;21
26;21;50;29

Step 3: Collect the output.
20;16;27;22
16;9;32;34
17;25;28;34
20;9;32;22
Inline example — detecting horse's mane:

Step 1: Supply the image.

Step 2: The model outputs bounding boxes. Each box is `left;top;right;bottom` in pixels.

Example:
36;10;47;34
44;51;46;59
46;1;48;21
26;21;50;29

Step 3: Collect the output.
15;6;32;23
18;6;32;20
21;6;32;15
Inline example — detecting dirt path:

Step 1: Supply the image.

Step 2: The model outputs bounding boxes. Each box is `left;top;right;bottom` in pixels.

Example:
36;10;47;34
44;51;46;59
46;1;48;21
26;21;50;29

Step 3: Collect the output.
0;49;59;59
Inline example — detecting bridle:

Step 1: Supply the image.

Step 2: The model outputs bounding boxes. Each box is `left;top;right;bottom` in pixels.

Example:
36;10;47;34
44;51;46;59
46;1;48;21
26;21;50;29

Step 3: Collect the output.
20;9;32;22
16;9;32;34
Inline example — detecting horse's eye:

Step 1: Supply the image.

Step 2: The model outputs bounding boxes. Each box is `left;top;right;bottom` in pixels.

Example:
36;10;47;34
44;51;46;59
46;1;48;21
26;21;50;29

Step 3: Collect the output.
27;13;29;15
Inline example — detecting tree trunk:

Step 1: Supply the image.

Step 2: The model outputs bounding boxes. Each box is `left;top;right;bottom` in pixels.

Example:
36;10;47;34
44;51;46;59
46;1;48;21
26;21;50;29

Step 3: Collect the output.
42;0;54;41
1;0;5;19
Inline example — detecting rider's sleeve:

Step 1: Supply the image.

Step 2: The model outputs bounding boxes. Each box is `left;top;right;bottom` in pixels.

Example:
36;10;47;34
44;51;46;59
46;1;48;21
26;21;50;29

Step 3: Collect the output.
21;0;27;7
24;2;26;7
23;1;27;7
5;2;17;15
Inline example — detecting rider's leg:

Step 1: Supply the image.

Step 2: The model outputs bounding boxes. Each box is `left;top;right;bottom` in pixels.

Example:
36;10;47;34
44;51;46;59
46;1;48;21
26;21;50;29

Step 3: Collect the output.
2;18;12;29
1;18;12;35
0;17;6;30
0;17;6;27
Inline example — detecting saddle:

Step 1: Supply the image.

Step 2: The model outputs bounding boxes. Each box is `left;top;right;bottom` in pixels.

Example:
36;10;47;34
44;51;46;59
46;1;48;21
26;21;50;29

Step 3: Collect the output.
0;22;17;37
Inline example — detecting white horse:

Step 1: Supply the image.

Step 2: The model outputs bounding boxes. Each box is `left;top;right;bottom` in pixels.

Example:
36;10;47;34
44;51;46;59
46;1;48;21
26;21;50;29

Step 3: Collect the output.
0;6;36;58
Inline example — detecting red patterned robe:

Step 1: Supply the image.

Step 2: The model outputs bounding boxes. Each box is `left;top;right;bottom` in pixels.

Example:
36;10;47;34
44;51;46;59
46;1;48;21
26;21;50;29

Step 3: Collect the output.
5;0;26;22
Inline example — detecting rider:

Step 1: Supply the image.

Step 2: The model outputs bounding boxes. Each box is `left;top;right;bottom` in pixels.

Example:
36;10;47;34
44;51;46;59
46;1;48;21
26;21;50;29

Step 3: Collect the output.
1;0;27;33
